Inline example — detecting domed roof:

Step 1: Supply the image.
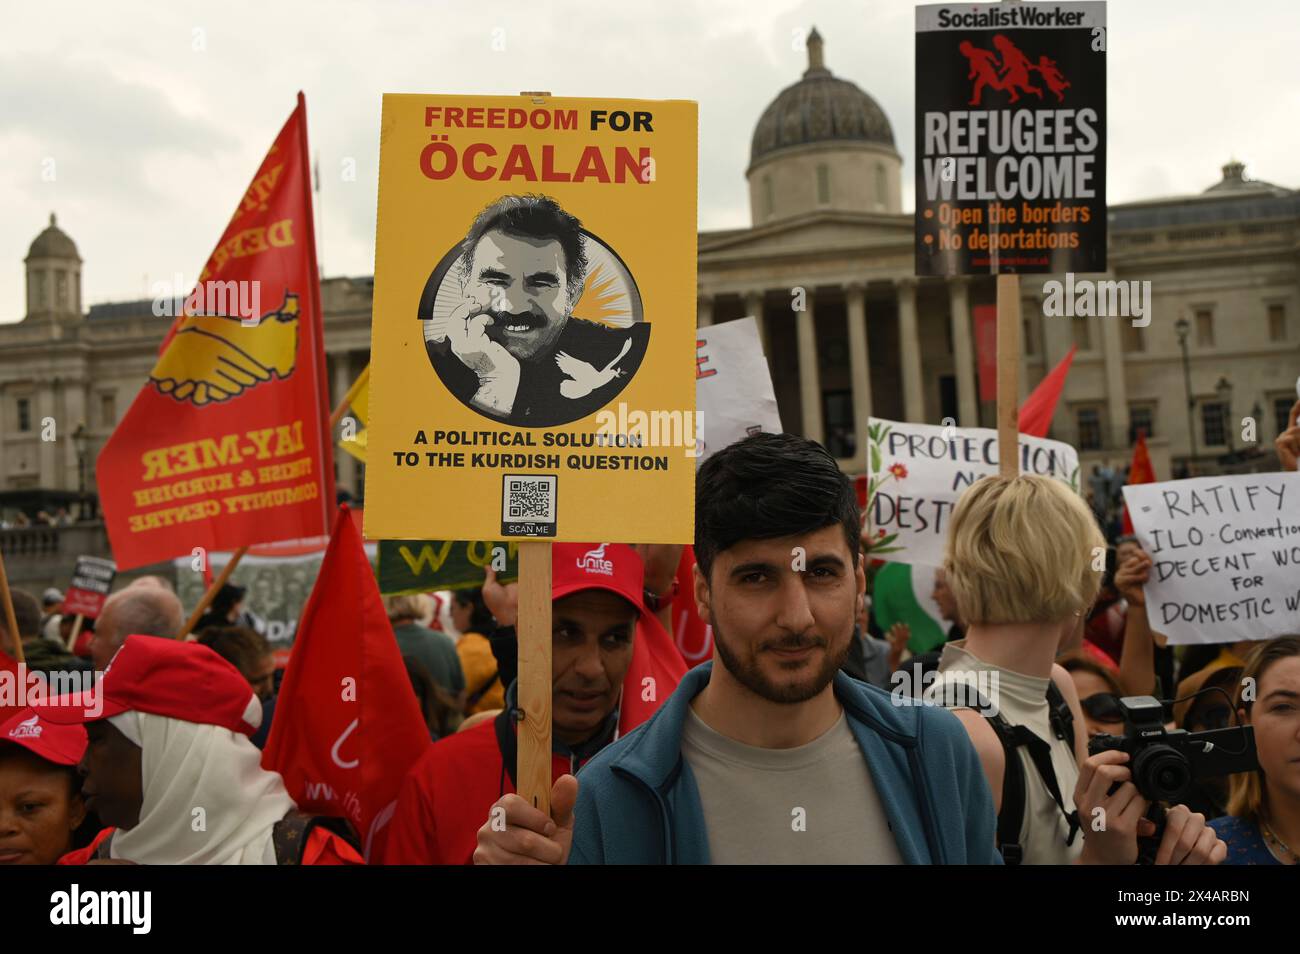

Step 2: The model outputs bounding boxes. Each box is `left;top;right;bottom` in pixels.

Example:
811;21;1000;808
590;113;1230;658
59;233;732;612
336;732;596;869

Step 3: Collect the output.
750;28;895;169
26;213;80;262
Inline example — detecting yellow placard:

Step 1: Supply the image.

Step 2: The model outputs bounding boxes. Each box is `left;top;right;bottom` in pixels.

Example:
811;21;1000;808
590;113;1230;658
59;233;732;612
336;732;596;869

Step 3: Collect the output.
366;94;697;543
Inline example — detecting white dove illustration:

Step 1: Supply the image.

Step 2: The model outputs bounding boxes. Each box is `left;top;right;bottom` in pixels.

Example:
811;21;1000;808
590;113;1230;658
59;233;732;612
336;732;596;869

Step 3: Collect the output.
555;336;634;400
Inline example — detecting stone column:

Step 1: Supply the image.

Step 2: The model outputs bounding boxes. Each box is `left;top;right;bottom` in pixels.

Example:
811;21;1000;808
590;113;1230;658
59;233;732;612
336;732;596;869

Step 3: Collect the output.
1100;314;1129;450
744;290;768;357
846;282;873;459
37;383;58;489
332;352;357;495
696;293;713;329
896;277;924;422
796;290;824;443
948;277;978;427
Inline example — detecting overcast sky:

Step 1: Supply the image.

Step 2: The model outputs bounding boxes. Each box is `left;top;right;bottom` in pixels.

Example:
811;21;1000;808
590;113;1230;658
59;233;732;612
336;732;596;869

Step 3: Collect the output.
3;0;1297;322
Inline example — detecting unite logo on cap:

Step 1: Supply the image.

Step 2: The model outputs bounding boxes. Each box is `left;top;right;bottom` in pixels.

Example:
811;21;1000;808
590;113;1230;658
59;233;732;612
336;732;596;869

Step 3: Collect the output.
576;543;614;577
9;714;42;740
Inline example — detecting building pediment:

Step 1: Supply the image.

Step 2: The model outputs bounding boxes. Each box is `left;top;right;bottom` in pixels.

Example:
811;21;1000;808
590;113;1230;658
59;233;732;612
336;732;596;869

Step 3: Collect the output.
700;211;910;264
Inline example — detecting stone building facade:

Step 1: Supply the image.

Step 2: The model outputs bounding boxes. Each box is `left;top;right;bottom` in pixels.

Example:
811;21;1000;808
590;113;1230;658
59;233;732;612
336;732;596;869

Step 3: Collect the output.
2;29;1297;526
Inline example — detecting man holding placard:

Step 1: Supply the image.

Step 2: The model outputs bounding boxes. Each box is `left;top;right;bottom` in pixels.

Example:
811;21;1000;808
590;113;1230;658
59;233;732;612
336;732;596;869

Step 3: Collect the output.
476;435;1000;864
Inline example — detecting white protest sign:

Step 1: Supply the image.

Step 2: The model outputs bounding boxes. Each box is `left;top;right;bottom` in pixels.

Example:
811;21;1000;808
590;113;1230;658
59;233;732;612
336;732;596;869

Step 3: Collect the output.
866;417;1080;567
1122;473;1300;645
695;317;782;464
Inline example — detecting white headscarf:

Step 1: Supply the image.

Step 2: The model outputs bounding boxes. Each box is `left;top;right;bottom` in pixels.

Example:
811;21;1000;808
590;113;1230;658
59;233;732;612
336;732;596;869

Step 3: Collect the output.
109;710;296;865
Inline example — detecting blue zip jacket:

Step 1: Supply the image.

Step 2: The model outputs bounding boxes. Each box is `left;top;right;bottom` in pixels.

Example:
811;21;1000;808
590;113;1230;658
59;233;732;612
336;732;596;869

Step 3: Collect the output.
570;662;1002;864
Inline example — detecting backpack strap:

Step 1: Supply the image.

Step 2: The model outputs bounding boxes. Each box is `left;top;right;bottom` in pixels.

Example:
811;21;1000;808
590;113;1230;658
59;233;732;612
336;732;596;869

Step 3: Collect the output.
494;707;518;794
272;810;362;865
981;708;1029;865
971;687;1080;865
467;670;501;710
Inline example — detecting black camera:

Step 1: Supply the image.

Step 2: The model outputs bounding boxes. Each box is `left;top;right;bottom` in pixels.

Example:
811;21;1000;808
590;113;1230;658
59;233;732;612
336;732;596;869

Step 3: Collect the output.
1087;695;1258;802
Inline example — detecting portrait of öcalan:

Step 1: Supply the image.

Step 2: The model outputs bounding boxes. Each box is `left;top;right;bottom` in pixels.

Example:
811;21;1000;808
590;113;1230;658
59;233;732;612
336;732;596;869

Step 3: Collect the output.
421;193;650;428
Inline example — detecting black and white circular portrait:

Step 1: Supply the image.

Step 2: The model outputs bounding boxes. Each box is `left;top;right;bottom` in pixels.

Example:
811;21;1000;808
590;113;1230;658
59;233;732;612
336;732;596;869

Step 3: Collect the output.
420;193;649;427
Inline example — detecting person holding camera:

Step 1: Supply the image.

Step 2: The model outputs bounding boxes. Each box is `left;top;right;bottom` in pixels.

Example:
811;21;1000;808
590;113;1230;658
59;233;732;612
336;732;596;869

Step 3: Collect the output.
1209;636;1300;864
934;475;1225;865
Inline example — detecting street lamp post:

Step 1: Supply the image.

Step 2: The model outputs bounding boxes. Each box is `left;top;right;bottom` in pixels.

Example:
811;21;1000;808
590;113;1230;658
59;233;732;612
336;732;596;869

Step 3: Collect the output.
1175;317;1196;475
1216;375;1234;459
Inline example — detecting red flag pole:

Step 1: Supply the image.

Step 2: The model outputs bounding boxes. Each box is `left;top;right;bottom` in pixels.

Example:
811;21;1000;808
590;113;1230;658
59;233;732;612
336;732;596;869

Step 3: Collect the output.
0;551;25;663
296;91;337;537
996;274;1021;478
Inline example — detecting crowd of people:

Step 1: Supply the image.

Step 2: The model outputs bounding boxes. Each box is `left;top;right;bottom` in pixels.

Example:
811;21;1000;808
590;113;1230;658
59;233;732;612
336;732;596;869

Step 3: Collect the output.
1;399;1298;866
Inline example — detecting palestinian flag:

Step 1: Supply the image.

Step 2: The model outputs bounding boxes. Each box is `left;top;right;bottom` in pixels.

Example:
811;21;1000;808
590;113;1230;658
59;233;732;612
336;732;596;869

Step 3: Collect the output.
871;562;947;654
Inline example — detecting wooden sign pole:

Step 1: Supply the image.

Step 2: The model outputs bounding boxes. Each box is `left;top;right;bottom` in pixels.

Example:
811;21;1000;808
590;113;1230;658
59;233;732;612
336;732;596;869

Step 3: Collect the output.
996;273;1022;478
515;540;553;815
66;614;84;652
0;550;25;663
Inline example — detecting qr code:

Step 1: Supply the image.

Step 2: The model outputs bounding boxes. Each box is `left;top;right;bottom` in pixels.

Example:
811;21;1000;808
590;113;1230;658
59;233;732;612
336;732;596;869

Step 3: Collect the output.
501;474;557;536
508;479;552;518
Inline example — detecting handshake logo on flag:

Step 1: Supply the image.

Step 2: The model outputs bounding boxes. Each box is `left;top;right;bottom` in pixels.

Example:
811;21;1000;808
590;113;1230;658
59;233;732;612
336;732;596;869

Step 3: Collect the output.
150;291;301;407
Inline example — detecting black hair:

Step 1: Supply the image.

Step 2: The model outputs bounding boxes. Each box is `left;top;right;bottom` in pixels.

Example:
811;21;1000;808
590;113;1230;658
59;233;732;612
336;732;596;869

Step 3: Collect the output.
453;588;495;633
694;432;860;582
195;625;271;676
458;194;588;302
7;589;42;639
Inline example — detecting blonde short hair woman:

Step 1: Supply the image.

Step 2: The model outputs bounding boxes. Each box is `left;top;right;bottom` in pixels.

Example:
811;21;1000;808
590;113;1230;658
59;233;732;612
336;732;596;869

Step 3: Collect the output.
936;475;1224;866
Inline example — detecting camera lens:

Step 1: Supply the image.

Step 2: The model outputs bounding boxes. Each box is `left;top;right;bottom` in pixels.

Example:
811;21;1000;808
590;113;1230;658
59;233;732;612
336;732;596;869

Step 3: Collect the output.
1134;745;1192;802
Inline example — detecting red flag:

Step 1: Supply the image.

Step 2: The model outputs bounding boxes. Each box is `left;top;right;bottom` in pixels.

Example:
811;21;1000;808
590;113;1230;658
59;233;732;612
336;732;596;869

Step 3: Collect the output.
1018;344;1078;438
620;612;687;735
1121;431;1157;535
974;305;998;403
96;95;334;569
669;547;714;667
262;505;430;863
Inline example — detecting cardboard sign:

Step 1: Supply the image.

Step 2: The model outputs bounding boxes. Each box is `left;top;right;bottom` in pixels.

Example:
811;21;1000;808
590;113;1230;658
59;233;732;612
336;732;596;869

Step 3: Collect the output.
695;317;782;464
365;94;698;543
63;556;117;619
865;417;1079;566
915;2;1107;274
378;539;520;595
1122;474;1300;645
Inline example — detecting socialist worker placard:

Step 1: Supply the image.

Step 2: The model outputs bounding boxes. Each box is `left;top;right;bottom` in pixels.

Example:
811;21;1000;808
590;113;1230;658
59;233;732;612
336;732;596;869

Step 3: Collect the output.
915;2;1107;275
366;95;697;543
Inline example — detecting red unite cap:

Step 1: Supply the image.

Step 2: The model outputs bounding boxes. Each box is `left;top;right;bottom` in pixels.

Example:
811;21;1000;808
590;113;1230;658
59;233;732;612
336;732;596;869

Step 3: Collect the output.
0;709;87;766
550;543;645;613
29;635;262;736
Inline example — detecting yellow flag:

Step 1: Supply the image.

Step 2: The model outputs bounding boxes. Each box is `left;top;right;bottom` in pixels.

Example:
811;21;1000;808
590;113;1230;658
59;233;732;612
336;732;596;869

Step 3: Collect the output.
338;365;370;462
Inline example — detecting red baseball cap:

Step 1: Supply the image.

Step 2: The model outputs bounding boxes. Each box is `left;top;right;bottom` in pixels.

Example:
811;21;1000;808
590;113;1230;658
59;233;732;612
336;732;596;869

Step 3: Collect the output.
29;635;262;737
0;709;87;766
551;543;645;612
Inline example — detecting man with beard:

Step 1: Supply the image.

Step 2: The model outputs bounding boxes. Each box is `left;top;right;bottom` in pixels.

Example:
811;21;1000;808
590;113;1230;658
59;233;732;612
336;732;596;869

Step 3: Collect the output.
474;433;999;864
427;194;649;427
388;544;684;865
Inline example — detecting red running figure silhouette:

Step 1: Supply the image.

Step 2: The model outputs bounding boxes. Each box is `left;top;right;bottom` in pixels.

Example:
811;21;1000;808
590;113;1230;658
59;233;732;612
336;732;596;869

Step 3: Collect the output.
1033;54;1071;102
992;34;1044;102
960;39;1004;105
